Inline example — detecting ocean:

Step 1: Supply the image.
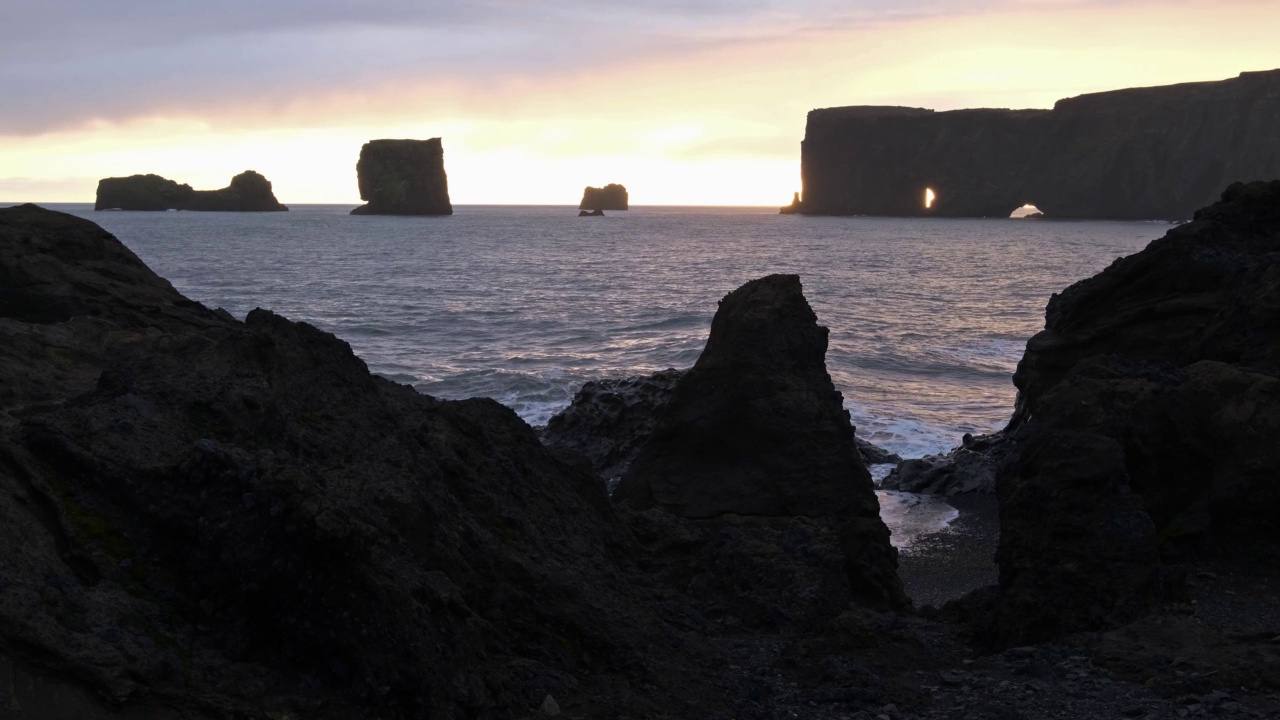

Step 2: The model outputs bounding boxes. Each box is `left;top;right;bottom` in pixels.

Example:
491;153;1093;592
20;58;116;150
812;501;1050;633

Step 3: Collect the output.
33;203;1161;545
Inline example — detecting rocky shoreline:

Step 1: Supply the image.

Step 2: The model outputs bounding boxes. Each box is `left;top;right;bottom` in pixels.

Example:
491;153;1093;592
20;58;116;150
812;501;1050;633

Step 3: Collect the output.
2;183;1279;719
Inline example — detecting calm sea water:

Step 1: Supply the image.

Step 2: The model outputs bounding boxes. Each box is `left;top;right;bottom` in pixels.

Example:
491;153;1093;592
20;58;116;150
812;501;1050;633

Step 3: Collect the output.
28;203;1161;545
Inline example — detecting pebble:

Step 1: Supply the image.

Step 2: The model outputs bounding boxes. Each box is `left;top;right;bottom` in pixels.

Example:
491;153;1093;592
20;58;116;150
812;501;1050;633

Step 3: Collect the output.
540;694;559;717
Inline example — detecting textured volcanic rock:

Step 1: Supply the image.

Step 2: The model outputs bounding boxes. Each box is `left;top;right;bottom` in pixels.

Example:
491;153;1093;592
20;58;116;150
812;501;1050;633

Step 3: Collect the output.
93;171;287;212
612;275;884;520
351;138;452;216
579;184;628;211
544;367;900;481
0;204;645;717
986;181;1280;646
794;70;1280;219
881;433;1009;495
541;368;683;482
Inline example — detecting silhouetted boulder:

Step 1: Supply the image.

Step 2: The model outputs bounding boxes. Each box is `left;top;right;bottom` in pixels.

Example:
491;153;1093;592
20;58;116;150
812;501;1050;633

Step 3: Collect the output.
779;191;804;214
579;184;628;211
798;70;1280;219
94;171;286;212
987;181;1280;646
351;138;452;216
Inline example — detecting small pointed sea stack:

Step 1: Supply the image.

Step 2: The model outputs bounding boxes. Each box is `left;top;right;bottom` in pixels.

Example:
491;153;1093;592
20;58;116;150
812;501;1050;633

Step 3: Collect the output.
351;138;453;216
614;274;877;519
579;183;628;211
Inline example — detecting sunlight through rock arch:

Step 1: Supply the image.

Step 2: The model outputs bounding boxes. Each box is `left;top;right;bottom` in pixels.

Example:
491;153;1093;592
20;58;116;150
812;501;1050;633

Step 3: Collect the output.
924;187;937;209
1010;203;1043;218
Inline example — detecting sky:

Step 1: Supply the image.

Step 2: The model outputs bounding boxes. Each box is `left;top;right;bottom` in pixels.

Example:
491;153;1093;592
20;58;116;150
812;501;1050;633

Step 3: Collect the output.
2;0;1279;205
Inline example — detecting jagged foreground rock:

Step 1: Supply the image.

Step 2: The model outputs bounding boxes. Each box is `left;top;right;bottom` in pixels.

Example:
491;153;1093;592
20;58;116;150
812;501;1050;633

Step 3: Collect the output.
94;170;288;212
987;181;1280;646
615;275;880;519
0;204;649;717
612;275;905;608
543;368;901;482
351;138;453;216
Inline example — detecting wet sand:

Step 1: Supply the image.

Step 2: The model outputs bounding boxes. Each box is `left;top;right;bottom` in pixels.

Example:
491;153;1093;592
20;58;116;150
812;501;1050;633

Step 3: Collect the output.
896;493;1000;609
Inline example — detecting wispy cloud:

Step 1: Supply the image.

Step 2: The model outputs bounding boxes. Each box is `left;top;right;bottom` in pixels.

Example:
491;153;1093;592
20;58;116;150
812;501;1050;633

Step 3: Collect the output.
0;0;1145;135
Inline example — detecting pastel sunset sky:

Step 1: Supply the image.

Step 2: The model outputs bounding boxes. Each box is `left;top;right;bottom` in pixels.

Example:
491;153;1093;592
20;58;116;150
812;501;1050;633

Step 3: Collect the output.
3;0;1278;205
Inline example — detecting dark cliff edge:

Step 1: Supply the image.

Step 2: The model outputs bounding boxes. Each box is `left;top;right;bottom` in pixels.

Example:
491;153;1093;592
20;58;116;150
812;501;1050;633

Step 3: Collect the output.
979;181;1280;647
94;171;287;212
793;70;1280;219
351;138;453;216
579;184;628;211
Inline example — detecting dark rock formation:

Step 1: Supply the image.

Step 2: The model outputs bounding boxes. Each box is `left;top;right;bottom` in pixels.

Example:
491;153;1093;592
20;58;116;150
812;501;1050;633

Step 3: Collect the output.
351;138;452;216
544;367;900;480
794;70;1280;219
881;433;1010;495
613;275;883;519
579;184;628;211
578;208;604;217
779;191;804;214
541;368;683;481
987;181;1280;646
0;204;640;717
94;171;287;212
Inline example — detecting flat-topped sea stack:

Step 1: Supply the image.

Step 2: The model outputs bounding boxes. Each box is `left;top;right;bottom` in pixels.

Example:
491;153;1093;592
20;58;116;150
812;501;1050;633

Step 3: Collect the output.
351;138;452;216
94;170;287;212
579;183;628;211
791;69;1280;219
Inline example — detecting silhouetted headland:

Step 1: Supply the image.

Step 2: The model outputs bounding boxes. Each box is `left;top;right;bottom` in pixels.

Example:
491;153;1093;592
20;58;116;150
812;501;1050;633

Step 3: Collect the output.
94;170;287;212
789;70;1280;219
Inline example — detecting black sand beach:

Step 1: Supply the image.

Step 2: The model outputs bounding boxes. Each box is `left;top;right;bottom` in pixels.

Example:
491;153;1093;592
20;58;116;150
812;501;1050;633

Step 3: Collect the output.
898;494;1001;608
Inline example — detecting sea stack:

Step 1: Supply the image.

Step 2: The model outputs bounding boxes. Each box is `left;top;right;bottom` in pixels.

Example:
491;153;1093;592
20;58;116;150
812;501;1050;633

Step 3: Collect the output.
94;171;287;212
795;69;1280;219
351;138;453;216
579;184;628;211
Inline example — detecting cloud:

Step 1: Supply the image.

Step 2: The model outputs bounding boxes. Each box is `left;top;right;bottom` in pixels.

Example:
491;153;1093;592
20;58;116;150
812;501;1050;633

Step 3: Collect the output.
0;0;1136;135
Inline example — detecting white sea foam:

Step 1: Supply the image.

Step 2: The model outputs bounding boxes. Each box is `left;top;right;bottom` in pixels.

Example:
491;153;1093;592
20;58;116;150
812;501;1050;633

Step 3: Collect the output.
876;490;960;550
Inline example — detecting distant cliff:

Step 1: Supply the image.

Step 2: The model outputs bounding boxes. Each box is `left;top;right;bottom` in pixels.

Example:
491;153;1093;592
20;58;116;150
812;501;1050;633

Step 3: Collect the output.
351;138;452;216
94;171;287;212
792;70;1280;219
580;184;628;211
